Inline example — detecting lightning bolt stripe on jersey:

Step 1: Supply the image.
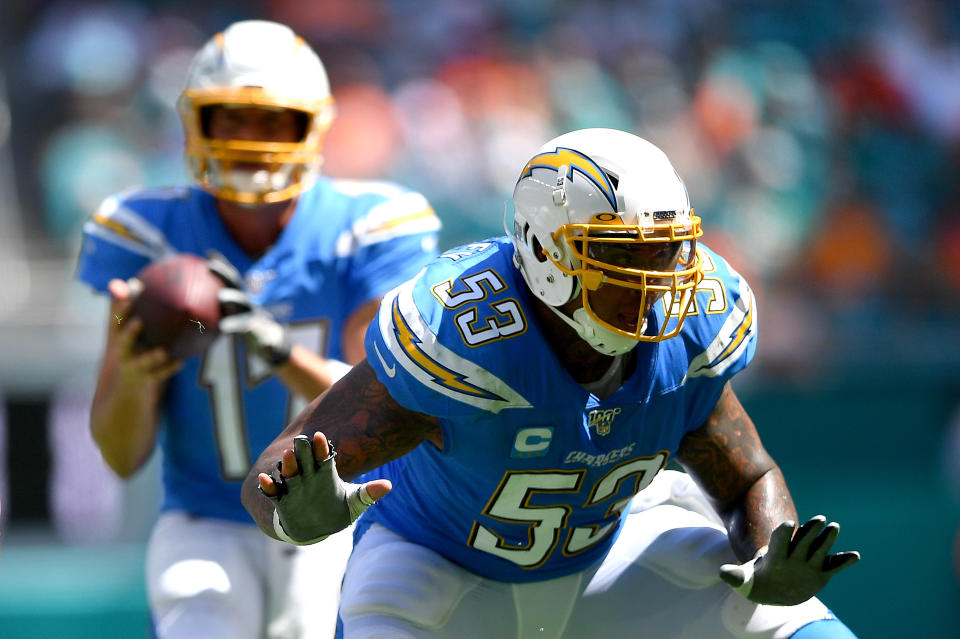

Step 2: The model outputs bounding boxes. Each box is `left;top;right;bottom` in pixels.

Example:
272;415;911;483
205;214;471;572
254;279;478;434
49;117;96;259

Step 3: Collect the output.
84;194;173;259
377;277;532;413
335;191;441;256
684;277;756;379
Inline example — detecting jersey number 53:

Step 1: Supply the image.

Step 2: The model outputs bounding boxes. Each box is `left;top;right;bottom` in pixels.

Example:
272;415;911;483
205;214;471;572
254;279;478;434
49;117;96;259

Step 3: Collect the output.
468;452;668;568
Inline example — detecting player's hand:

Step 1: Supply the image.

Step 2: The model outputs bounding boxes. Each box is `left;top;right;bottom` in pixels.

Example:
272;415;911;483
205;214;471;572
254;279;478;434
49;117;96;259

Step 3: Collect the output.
206;250;291;367
719;515;860;605
107;278;182;384
257;432;392;545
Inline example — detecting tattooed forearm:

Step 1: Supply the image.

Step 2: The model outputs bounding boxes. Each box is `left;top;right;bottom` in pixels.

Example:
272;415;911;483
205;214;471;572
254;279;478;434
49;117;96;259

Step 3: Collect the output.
241;359;441;535
676;383;798;560
678;384;769;505
296;360;441;481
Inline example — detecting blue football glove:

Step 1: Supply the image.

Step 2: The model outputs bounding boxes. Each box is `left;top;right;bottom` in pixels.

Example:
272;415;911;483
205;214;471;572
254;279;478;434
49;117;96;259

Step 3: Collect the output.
262;435;379;545
206;250;291;367
719;515;861;605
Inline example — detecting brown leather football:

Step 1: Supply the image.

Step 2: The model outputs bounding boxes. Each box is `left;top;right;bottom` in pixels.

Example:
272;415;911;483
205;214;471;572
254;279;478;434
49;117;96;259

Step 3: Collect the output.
130;254;223;360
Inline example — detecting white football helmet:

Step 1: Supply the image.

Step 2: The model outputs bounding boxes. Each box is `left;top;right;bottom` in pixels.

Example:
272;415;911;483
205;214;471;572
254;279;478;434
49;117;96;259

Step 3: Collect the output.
511;128;703;355
177;20;335;204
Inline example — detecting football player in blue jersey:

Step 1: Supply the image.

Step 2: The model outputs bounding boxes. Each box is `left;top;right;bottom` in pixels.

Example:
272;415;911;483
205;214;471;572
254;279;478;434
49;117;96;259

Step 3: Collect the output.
243;128;860;638
78;20;440;639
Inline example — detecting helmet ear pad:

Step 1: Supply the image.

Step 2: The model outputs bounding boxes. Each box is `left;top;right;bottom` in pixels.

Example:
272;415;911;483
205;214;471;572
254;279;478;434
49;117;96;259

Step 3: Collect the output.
512;159;618;308
512;177;579;307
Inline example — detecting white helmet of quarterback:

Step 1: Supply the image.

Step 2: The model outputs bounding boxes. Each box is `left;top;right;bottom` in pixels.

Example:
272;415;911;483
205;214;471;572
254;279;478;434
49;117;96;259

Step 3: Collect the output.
177;20;335;204
511;128;704;354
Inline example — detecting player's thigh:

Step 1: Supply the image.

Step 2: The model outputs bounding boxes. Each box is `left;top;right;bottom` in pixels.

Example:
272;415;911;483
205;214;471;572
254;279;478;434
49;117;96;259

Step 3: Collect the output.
265;524;356;639
339;523;504;639
146;512;265;639
568;503;833;639
630;468;724;526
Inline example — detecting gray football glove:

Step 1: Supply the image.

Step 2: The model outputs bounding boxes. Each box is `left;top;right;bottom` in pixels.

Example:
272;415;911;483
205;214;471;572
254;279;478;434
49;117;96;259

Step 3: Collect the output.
719;515;861;605
262;435;378;545
206;250;291;367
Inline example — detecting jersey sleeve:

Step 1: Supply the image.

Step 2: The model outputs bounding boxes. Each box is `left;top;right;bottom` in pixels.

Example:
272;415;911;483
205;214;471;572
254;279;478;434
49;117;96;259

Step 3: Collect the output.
75;191;175;293
677;246;758;431
364;258;532;420
344;188;441;310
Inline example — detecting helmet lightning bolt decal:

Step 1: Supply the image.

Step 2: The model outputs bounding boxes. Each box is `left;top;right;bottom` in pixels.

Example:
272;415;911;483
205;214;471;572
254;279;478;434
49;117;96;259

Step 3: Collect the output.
519;147;617;211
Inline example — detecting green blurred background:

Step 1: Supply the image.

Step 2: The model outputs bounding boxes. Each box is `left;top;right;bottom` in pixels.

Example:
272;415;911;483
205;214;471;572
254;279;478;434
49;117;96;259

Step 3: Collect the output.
1;0;958;637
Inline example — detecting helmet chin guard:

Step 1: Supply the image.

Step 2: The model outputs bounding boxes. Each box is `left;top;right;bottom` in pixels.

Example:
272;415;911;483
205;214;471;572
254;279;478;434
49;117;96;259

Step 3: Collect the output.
545;305;646;356
177;20;335;204
511;128;704;353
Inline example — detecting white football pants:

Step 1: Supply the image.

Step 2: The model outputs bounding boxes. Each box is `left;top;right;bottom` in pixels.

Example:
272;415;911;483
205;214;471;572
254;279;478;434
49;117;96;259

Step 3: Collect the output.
147;511;353;639
339;471;835;639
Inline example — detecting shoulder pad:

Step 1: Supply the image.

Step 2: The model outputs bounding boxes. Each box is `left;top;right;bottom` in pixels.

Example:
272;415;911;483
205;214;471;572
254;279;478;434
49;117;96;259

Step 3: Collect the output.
327;180;441;255
679;245;757;380
82;187;186;259
368;240;531;414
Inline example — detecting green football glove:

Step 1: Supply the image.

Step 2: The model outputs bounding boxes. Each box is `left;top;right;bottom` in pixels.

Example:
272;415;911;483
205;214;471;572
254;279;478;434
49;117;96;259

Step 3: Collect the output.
261;435;378;545
719;515;860;605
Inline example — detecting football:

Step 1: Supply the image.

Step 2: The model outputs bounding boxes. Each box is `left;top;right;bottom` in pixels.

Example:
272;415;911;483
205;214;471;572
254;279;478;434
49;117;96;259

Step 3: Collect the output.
129;254;224;360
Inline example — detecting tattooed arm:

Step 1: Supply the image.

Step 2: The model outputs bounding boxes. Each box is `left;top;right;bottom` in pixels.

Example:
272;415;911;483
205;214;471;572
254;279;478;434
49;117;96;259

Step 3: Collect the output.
676;382;860;604
242;359;442;539
675;382;796;562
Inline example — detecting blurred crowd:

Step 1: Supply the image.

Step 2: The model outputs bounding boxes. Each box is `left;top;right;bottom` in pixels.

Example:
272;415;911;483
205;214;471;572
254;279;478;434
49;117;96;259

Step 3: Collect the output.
1;0;959;383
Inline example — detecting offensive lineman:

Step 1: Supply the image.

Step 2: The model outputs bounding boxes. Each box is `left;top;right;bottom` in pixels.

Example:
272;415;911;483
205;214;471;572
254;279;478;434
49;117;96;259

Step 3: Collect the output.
244;129;859;638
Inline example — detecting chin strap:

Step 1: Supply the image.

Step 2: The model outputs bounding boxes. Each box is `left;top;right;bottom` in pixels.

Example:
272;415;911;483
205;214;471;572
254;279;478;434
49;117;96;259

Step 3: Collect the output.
544;304;641;356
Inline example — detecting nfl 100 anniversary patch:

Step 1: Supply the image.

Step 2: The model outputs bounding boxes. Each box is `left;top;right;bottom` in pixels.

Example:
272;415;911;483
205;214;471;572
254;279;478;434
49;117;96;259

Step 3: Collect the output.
587;407;622;436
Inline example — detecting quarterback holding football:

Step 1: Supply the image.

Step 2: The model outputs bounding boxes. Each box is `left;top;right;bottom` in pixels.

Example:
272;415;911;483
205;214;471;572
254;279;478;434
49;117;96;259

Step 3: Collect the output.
77;20;440;639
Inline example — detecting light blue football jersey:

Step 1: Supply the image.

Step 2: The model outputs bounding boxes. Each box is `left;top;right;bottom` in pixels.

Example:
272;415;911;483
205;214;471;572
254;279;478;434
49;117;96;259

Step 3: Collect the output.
362;237;756;582
77;178;441;523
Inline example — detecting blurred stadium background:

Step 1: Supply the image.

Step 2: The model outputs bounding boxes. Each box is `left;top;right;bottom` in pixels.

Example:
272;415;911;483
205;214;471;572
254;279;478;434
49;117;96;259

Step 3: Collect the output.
0;0;958;637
